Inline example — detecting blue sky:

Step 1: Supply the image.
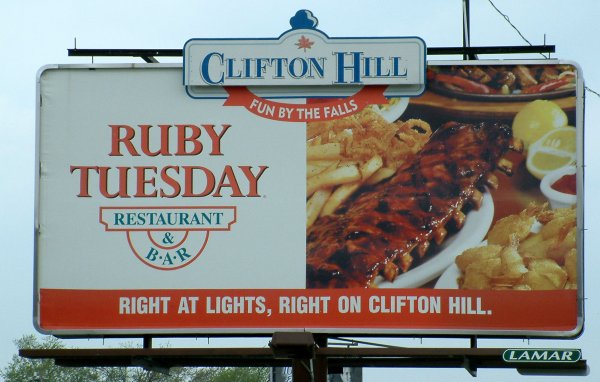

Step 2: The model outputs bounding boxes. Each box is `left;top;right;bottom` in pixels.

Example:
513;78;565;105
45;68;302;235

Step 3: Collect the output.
1;1;599;380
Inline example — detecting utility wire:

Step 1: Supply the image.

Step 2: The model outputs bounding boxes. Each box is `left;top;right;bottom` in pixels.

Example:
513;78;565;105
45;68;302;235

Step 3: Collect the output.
486;0;548;58
586;87;600;98
486;0;599;99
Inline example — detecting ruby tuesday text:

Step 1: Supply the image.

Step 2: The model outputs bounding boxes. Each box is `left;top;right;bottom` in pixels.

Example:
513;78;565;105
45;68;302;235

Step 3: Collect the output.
199;51;408;85
70;124;268;198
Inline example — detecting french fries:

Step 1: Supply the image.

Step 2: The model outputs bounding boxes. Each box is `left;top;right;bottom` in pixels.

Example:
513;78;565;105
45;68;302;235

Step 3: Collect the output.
306;163;361;196
307;142;342;160
307;188;333;228
320;155;383;216
306;107;432;228
307;160;339;178
365;167;396;186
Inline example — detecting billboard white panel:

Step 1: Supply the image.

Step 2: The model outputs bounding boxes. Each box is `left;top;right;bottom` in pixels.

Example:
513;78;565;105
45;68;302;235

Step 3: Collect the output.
34;62;584;338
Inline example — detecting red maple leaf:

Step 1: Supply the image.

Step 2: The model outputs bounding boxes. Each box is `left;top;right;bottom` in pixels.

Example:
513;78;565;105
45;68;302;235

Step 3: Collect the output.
295;35;314;52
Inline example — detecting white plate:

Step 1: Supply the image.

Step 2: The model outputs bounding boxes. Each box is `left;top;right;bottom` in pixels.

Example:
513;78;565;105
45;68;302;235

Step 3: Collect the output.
434;263;461;289
372;97;410;122
434;220;543;289
376;190;494;288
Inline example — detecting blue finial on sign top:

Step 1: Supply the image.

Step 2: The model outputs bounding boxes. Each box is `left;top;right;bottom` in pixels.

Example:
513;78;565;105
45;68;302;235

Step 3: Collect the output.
290;10;318;30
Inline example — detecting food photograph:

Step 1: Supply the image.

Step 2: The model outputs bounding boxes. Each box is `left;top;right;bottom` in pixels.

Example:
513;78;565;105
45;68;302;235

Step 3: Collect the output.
305;62;580;294
4;2;600;381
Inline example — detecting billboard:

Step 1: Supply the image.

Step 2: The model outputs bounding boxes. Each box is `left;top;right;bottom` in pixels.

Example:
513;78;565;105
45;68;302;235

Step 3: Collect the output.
34;19;584;338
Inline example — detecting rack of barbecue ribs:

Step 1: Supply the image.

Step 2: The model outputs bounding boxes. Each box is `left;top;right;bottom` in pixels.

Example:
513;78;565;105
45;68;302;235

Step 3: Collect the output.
307;121;519;288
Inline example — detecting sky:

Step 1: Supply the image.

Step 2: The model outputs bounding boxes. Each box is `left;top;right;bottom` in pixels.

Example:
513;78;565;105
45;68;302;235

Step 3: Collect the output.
1;0;599;381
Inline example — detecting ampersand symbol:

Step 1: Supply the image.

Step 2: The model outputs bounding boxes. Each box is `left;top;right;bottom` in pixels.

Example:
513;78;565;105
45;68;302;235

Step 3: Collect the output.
162;232;174;245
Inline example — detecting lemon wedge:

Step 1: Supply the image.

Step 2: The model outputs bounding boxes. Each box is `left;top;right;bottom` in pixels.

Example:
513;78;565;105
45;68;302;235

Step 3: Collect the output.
512;100;568;149
526;127;577;180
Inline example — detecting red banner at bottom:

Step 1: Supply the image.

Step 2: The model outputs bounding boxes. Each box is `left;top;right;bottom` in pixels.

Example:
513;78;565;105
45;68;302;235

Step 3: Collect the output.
38;288;579;334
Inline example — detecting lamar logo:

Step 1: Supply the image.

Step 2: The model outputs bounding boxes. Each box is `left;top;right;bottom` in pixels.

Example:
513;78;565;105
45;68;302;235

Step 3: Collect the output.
502;348;582;363
100;206;236;270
